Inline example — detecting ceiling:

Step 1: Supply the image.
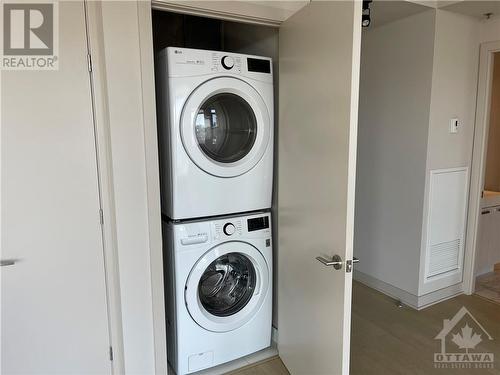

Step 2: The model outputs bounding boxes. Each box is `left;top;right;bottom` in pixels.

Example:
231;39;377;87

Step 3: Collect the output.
441;1;500;19
368;0;430;28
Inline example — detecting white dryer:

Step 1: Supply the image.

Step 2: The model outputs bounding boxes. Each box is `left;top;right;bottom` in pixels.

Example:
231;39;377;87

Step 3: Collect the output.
156;47;274;220
163;212;272;374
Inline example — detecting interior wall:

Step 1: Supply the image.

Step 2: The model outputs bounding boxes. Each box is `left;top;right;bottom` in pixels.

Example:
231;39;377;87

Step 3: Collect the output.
424;10;479;173
151;11;280;327
484;53;500;191
354;10;436;295
479;15;500;44
417;10;479;294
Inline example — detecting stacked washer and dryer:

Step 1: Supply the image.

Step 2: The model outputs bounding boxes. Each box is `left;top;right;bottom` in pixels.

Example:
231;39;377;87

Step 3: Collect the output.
157;47;274;374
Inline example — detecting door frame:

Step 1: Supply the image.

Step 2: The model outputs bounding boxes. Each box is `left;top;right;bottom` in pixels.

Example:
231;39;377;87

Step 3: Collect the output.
83;1;168;373
137;1;360;374
83;2;125;373
139;1;280;372
463;40;500;294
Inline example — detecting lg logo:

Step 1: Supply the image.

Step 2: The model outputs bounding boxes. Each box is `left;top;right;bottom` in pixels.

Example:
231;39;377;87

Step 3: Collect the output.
3;3;54;55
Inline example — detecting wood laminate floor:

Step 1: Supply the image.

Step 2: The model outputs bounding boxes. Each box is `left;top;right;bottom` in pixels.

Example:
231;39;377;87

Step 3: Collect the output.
231;282;500;375
476;271;500;305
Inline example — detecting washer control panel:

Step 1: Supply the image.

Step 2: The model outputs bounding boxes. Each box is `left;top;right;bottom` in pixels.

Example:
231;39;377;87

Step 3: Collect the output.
212;213;271;240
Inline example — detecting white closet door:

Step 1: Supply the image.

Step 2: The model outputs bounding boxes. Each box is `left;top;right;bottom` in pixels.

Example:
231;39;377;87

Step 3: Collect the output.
278;2;362;374
1;2;111;374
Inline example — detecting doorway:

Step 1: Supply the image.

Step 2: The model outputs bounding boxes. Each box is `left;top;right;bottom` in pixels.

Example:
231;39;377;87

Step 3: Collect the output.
352;1;500;374
472;49;500;304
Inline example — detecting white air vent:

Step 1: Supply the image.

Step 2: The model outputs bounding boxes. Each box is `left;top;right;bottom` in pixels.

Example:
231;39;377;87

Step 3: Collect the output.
424;168;468;282
428;239;460;277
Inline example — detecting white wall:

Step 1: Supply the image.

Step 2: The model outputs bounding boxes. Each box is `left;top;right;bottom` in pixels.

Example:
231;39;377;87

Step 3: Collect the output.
424;10;479;172
418;10;479;294
479;15;500;44
355;10;436;295
356;8;481;301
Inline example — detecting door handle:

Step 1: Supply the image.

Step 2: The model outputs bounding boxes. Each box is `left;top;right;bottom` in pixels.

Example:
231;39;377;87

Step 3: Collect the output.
316;255;343;270
316;255;359;272
1;260;16;267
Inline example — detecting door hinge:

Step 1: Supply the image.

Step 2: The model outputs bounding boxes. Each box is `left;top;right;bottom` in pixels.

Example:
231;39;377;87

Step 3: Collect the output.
87;53;93;72
99;209;104;225
109;346;114;361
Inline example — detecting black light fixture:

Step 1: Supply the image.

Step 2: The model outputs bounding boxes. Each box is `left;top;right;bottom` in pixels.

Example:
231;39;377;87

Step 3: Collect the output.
362;0;373;28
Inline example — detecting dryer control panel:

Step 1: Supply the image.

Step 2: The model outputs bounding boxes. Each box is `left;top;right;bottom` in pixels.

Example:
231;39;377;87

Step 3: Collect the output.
165;47;273;84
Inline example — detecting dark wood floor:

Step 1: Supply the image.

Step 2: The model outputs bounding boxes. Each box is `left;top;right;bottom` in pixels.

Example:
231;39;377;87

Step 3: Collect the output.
231;282;500;375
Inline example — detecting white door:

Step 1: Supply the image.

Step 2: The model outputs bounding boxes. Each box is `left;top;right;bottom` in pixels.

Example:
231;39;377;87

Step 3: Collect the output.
1;2;111;374
278;2;362;374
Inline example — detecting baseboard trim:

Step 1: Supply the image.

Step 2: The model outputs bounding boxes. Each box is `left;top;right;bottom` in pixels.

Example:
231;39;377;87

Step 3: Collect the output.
354;270;464;310
417;284;463;310
354;270;419;308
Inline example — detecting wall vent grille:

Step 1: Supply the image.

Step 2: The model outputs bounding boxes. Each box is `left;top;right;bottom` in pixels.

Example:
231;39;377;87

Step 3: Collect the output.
428;239;460;278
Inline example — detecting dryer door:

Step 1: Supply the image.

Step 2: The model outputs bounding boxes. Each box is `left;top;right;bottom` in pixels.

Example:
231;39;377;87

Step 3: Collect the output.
185;241;270;332
181;77;271;177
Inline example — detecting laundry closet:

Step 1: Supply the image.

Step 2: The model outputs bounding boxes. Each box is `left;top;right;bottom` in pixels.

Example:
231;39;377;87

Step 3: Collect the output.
146;2;362;374
152;10;279;374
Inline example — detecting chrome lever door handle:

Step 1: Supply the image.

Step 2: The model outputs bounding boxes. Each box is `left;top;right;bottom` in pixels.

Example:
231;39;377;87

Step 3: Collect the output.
316;255;343;270
1;260;16;267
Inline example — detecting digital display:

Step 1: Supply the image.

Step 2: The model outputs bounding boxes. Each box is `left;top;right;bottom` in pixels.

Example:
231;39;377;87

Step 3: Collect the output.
248;216;270;232
247;58;271;74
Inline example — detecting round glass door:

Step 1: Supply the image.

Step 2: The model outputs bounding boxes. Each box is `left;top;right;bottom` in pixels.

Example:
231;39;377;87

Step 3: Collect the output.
196;94;257;164
180;77;271;178
185;241;270;332
198;253;256;317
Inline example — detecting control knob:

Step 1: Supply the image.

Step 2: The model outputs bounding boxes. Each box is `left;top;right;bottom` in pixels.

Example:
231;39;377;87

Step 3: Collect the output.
221;56;234;70
223;222;236;236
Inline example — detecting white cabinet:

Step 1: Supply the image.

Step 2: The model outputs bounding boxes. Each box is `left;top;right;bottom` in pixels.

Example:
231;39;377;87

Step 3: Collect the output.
476;205;500;276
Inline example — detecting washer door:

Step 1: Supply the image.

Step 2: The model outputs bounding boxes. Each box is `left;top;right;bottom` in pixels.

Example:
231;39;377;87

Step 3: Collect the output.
181;77;271;177
185;241;270;332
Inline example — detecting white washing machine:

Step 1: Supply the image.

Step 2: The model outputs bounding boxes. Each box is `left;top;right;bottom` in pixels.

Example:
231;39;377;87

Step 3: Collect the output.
156;47;274;220
163;212;272;374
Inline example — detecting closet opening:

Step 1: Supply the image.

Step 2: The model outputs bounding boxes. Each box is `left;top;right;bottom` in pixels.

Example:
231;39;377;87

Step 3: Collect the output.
151;9;280;374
